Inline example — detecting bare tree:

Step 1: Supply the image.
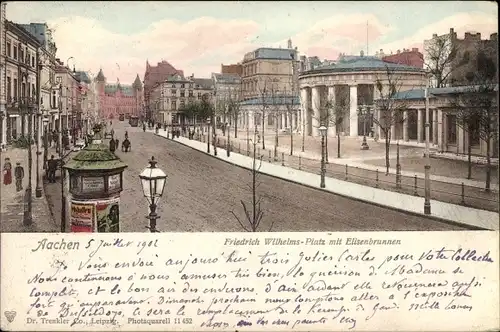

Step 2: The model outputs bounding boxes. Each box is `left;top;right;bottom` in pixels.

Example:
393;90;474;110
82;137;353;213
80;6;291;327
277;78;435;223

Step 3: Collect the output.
228;86;243;138
424;33;468;88
256;79;272;150
451;48;498;191
269;86;285;160
373;66;409;174
282;85;299;156
215;94;231;136
230;121;273;232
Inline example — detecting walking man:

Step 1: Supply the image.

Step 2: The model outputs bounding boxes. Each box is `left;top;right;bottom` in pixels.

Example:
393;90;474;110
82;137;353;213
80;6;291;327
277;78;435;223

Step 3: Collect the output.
14;162;24;192
47;155;57;183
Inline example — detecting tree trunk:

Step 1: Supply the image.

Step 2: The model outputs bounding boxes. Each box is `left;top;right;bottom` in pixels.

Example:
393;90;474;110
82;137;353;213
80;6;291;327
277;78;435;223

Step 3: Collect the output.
290;128;293;156
485;137;491;192
385;130;391;175
274;118;278;159
234;113;238;138
467;129;472;179
337;133;340;158
262;113;265;150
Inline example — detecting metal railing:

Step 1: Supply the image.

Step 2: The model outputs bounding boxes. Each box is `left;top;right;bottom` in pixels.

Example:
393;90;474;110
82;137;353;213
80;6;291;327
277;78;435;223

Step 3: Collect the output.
184;131;499;212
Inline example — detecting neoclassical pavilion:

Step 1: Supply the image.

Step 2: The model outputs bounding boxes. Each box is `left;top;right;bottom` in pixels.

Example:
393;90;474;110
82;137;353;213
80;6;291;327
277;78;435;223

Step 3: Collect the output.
390;85;499;158
298;55;427;137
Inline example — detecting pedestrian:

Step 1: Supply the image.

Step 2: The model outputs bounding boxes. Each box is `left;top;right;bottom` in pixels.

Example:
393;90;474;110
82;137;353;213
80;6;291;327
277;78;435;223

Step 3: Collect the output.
115;138;119;150
14;162;24;192
52;130;58;147
3;157;12;186
125;131;128;140
109;138;116;153
47;155;57;183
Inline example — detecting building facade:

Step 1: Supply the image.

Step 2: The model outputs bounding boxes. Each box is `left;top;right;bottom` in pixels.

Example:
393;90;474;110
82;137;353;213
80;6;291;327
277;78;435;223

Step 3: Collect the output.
212;72;241;123
298;54;427;137
3;20;40;143
55;61;80;133
241;39;299;101
151;73;214;125
143;60;183;120
382;48;424;68
389;85;498;158
221;63;242;76
0;2;6;148
95;69;143;120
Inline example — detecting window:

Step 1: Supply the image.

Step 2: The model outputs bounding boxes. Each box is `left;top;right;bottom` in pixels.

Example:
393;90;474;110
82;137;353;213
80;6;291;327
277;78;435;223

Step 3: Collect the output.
52;91;57;108
32;56;35;67
13;45;17;60
188;90;193;97
171;100;177;110
197;92;202;99
6;40;11;57
180;84;185;88
20;48;24;64
32;84;36;96
13;79;18;98
268;115;274;126
180;90;185;97
27;83;30;97
171;89;177;96
7;77;11;101
22;82;26;98
180;100;185;108
171;84;176;88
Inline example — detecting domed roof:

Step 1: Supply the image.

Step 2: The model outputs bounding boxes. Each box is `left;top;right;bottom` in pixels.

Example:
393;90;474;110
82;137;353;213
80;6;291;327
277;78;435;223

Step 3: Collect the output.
96;68;106;82
301;56;425;75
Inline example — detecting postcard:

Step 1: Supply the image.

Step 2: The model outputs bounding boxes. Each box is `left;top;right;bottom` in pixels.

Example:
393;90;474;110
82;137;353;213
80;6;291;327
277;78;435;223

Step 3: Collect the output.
0;1;498;331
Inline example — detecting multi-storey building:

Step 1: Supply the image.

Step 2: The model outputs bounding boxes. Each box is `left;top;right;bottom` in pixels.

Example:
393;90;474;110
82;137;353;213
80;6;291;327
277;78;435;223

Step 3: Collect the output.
0;2;6;148
95;69;143;120
20;23;58;124
55;60;80;133
150;73;213;125
143;60;183;120
212;72;241;124
4;20;40;143
241;39;299;101
221;63;242;76
382;48;424;68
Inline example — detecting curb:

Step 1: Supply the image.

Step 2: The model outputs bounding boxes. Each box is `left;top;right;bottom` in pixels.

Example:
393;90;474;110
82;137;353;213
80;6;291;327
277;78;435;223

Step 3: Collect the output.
155;133;490;231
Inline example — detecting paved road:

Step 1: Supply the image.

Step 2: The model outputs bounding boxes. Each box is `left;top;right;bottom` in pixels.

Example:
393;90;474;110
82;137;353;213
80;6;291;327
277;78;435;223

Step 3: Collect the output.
45;121;466;232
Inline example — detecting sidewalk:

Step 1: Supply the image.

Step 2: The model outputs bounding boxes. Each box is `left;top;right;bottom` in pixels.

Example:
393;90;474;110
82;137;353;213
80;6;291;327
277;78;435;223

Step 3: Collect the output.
156;131;498;231
225;131;499;191
0;147;58;232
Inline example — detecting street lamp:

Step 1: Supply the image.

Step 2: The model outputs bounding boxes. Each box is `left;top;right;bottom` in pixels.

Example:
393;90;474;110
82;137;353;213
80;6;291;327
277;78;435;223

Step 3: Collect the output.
358;105;372;150
139;156;167;233
35;105;43;198
424;81;431;214
207;117;211;153
42;116;49;171
23;95;35;226
319;125;327;188
226;122;230;157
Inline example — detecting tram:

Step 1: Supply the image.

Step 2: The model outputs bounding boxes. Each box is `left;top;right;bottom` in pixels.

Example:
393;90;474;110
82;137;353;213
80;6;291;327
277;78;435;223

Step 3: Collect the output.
129;116;139;127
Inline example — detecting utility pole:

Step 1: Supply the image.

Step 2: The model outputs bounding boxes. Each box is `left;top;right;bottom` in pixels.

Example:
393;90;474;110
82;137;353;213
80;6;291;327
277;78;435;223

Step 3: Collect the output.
59;83;66;232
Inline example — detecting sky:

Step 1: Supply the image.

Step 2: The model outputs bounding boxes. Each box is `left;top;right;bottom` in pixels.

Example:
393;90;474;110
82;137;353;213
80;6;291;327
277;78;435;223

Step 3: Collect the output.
6;1;498;84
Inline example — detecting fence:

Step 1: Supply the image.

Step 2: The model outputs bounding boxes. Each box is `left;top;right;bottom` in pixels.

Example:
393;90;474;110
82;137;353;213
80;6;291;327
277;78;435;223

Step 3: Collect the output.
182;131;499;212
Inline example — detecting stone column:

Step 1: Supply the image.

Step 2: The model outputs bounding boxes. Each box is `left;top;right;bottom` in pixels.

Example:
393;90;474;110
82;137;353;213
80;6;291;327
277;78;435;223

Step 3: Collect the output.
327;86;336;136
300;88;308;135
457;124;466;154
417;109;423;143
248;110;254;130
432;108;438;145
349;84;358;136
403;110;409;142
0;110;6;147
311;86;320;136
437;109;443;151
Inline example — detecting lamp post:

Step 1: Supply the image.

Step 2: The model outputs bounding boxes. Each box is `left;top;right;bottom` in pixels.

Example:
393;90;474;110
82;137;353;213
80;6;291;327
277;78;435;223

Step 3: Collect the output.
42;117;49;171
23;95;34;226
139;156;167;233
424;82;431;215
35;106;43;198
226;122;230;157
319;125;327;188
358;105;371;150
207;117;211;153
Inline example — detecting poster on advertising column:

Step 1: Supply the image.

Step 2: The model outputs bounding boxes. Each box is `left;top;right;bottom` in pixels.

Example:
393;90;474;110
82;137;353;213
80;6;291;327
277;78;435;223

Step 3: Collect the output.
70;202;95;232
95;198;120;232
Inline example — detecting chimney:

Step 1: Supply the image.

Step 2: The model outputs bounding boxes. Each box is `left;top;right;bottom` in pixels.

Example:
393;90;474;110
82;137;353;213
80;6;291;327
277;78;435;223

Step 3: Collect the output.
450;28;454;34
433;33;438;38
287;38;292;49
412;48;418;52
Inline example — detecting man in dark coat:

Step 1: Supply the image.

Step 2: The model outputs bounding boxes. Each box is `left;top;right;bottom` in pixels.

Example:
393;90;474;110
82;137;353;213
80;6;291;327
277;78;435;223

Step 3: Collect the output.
47;155;57;183
14;162;24;192
109;138;116;153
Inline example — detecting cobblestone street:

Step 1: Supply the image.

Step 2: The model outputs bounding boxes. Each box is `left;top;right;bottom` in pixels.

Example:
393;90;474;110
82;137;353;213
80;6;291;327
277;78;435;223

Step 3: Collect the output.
44;122;467;232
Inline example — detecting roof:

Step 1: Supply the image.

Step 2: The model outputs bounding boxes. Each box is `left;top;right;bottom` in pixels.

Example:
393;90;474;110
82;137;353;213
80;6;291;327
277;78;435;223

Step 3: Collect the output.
213;73;241;84
75;71;91;84
166;74;188;82
301;55;425;75
240;95;300;106
193;78;214;90
391;84;499;100
105;84;136;96
132;74;142;90
64;143;128;171
251;48;298;61
144;60;184;90
96;69;105;82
